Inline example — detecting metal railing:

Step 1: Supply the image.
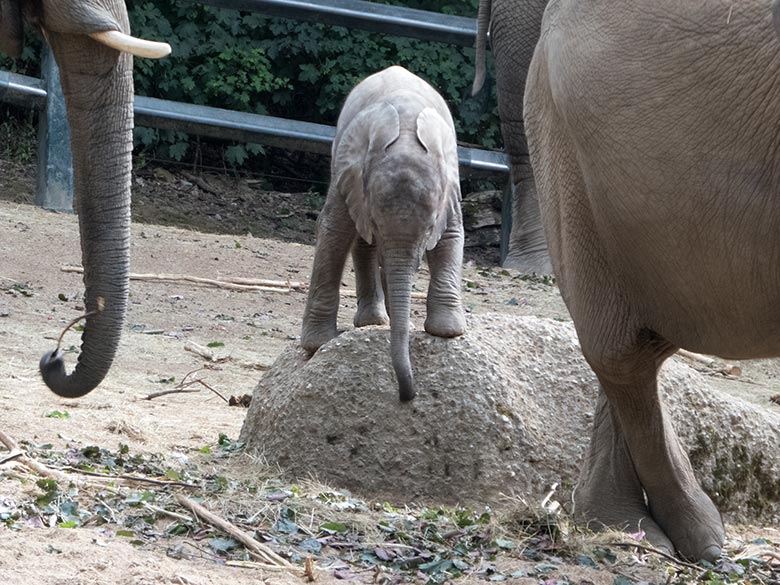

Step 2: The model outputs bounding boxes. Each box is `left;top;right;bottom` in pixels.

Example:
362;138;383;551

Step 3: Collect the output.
0;0;507;212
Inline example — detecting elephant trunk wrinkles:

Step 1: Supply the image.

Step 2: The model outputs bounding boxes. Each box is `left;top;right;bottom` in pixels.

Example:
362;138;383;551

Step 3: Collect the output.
384;249;416;402
40;40;133;398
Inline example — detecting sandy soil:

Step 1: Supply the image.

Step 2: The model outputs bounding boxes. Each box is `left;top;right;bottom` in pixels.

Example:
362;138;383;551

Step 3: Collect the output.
0;164;778;583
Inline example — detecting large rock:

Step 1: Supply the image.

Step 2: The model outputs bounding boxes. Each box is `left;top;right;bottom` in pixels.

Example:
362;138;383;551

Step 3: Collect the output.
239;314;780;523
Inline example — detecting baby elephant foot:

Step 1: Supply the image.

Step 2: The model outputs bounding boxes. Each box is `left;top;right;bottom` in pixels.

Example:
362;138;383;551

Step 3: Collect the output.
354;302;389;328
300;322;339;353
424;305;465;338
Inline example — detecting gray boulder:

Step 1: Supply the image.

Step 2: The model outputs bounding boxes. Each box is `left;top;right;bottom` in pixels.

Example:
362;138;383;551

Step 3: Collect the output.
239;314;780;523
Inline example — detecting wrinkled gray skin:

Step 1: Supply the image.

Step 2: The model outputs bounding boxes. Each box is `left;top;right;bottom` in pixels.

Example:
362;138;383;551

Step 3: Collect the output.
1;0;133;397
473;0;551;274
301;66;466;401
525;0;780;562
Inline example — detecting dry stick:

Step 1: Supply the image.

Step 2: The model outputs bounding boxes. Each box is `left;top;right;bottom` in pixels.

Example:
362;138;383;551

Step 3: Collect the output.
676;349;741;376
0;429;71;482
0;451;23;465
606;541;701;571
55;466;198;488
143;387;201;400
174;494;296;569
55;297;104;351
225;560;302;573
61;266;302;292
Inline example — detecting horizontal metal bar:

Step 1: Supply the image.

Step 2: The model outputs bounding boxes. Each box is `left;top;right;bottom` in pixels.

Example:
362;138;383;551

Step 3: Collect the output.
0;72;507;175
186;0;477;46
136;96;336;155
0;71;47;109
136;96;508;176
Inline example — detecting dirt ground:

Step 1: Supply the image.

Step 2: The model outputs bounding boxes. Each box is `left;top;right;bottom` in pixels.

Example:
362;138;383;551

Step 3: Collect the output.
0;159;778;584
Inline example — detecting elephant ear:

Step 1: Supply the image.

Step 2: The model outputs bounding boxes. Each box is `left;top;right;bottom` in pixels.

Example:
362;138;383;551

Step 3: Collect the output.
416;107;462;251
334;102;401;244
0;0;23;58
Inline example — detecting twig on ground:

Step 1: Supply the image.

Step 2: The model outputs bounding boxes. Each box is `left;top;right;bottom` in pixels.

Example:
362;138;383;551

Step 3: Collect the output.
143;387;201;400
0;451;24;465
53;466;198;488
174;493;296;569
225;560;301;572
304;556;317;582
607;541;701;571
0;429;71;482
55;297;104;352
676;349;741;376
184;341;222;363
144;503;194;523
61;266;303;293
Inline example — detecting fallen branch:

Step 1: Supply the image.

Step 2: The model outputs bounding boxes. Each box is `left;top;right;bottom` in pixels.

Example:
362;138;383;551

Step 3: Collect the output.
0;430;71;482
143;387;200;400
184;341;221;363
607;541;701;571
225;560;301;572
61;266;303;293
676;349;741;376
143;367;229;403
174;494;296;569
54;466;198;488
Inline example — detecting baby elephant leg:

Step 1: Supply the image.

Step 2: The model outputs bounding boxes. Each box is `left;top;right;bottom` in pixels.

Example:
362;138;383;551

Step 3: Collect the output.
301;193;356;351
424;215;465;338
352;236;389;328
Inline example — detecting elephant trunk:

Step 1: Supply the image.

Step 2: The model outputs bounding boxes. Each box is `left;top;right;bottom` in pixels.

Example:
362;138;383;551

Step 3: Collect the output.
39;37;133;398
384;248;417;402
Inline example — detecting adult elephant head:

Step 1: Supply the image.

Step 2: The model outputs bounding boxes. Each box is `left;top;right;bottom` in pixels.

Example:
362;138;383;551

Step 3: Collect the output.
473;0;551;274
0;0;170;397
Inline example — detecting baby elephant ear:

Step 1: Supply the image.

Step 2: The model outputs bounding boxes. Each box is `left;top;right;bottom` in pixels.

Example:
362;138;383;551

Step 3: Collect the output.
334;102;400;244
416;108;462;250
0;0;24;58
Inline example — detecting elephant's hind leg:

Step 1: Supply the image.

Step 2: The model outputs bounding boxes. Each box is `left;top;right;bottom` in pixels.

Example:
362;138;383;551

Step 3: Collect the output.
352;236;389;328
526;49;723;561
301;190;356;352
424;211;466;338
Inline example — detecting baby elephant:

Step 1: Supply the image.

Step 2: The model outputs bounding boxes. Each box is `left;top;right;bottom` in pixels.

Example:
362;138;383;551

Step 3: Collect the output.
301;66;466;401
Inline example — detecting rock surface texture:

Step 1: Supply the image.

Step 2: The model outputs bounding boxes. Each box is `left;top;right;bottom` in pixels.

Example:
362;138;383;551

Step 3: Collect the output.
240;314;780;523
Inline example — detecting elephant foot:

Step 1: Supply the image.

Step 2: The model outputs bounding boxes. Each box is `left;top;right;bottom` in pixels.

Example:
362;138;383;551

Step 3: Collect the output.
645;485;724;562
424;305;465;338
577;393;723;561
502;249;552;275
300;322;339;353
574;478;675;556
354;302;389;328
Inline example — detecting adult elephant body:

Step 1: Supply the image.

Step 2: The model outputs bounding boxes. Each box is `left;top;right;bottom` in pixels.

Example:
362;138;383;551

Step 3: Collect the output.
525;0;780;561
0;1;169;397
473;0;550;273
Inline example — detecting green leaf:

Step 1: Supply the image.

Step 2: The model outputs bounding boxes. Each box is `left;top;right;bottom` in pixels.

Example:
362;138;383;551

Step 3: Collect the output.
207;341;225;348
59;520;77;528
116;530;135;537
45;410;70;419
494;539;514;550
320;521;348;533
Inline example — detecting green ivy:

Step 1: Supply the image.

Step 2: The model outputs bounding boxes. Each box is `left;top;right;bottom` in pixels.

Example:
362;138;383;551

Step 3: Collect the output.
0;1;500;180
126;0;500;172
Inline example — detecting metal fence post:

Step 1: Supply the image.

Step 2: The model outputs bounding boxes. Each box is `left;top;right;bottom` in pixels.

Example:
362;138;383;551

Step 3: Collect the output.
34;46;74;212
499;180;513;265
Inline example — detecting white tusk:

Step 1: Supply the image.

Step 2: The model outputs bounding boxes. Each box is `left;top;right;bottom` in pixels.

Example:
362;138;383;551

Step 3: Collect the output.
89;30;171;59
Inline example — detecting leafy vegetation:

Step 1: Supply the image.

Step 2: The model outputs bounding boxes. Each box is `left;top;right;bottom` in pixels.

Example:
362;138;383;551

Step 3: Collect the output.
1;439;777;584
126;0;499;175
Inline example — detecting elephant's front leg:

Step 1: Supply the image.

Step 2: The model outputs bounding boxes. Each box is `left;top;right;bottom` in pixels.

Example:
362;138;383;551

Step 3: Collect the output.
301;192;356;352
352;236;389;328
424;212;466;338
